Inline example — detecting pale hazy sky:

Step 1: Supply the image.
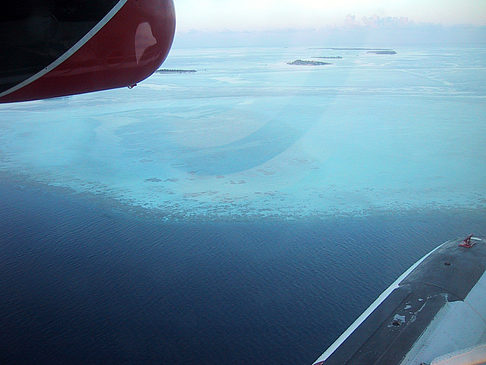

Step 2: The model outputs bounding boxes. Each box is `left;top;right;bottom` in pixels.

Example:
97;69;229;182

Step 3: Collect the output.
175;0;486;32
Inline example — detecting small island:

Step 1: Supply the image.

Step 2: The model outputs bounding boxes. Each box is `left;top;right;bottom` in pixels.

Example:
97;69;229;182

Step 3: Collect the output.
314;56;343;59
367;50;397;55
156;69;197;74
310;47;397;54
313;47;391;51
287;60;331;66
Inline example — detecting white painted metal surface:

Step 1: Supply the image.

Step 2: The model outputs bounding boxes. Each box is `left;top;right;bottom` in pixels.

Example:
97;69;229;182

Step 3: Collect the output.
401;269;486;364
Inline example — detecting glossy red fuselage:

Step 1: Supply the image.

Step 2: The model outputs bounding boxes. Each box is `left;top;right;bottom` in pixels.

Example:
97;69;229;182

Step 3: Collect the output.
0;0;176;103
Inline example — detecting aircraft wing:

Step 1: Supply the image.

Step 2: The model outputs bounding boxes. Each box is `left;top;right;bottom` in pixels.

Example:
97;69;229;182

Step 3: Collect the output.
313;236;486;365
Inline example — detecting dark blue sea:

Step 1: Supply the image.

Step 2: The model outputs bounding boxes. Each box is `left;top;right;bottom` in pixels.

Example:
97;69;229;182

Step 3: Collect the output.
1;46;485;364
1;179;485;364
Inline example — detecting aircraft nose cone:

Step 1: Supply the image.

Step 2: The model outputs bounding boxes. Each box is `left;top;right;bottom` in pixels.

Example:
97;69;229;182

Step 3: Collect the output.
0;0;176;103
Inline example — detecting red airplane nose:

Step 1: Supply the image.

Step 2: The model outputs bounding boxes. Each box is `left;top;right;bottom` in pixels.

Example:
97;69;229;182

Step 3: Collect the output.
0;0;176;103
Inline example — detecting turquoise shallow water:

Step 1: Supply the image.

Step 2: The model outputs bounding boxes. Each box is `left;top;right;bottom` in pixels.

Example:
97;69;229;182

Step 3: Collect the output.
1;46;485;220
0;46;485;364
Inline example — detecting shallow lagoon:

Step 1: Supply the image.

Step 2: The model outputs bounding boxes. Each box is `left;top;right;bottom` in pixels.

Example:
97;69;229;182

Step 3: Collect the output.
1;46;485;219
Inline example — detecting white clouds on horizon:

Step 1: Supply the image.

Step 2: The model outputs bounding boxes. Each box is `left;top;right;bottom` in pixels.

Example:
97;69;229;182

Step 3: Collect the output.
174;0;486;32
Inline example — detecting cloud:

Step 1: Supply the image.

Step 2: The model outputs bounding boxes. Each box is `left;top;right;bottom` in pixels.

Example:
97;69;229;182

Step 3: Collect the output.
342;14;412;28
172;22;486;49
175;0;486;32
361;15;411;27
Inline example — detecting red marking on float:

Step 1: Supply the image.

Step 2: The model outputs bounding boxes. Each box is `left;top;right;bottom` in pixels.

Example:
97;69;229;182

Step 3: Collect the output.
459;234;475;248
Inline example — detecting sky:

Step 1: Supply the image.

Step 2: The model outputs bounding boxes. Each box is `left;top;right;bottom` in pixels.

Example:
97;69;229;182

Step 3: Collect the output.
175;0;486;32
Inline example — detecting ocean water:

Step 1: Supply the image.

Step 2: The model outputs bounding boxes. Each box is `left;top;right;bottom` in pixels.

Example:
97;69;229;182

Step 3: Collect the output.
1;47;485;219
0;46;485;364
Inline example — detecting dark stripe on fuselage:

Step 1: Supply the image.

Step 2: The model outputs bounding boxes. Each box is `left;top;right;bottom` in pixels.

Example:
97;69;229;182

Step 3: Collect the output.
0;0;119;93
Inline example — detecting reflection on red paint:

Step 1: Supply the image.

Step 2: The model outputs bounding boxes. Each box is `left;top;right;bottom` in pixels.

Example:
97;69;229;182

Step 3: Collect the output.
135;22;157;64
